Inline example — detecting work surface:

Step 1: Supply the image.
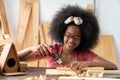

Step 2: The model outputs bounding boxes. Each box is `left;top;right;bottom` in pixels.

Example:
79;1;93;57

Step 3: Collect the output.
0;67;120;80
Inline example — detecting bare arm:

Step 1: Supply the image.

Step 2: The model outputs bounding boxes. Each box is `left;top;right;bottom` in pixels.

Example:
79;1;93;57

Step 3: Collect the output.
18;46;37;61
89;56;118;70
17;45;50;61
67;56;118;70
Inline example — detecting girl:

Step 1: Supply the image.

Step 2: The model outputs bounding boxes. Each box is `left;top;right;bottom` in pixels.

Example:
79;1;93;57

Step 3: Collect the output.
18;5;118;70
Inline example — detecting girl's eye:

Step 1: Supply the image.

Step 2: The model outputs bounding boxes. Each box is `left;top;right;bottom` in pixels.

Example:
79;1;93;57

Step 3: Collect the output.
65;34;80;41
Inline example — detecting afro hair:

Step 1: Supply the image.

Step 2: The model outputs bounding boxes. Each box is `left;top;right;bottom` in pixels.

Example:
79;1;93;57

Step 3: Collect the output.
49;5;100;51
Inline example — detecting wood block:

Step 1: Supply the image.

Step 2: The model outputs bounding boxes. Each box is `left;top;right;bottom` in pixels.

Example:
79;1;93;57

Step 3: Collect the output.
81;67;104;71
46;69;77;76
20;62;27;72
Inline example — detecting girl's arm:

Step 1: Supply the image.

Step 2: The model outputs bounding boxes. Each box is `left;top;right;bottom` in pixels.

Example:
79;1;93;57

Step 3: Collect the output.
18;45;50;61
18;46;37;61
67;56;118;70
89;56;118;70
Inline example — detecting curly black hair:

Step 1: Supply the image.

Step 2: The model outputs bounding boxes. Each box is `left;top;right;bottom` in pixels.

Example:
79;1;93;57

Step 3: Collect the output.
49;5;100;51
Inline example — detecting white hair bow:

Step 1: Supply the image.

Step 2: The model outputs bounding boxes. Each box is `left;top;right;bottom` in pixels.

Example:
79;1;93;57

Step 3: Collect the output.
64;16;83;25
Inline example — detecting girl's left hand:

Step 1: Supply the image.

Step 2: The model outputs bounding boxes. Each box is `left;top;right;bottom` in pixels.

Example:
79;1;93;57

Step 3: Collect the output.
67;61;90;70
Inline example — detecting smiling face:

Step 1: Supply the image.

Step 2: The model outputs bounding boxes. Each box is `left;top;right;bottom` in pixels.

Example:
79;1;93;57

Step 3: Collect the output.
63;25;81;51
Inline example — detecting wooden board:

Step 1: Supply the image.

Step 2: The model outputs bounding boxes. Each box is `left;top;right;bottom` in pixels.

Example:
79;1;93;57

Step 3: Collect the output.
92;35;117;65
25;0;39;48
15;2;32;51
39;23;45;44
87;70;120;75
46;67;104;76
39;22;52;44
38;22;52;67
0;0;10;34
58;76;120;80
46;69;77;76
25;0;39;67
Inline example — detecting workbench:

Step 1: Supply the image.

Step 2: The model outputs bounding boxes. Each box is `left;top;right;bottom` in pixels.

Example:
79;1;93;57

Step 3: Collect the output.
0;67;120;80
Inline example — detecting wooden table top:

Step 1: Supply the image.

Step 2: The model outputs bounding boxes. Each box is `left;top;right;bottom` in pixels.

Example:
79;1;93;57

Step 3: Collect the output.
0;67;46;80
0;67;120;80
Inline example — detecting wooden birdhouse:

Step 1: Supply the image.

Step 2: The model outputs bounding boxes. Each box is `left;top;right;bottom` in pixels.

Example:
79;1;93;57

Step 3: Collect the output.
0;43;26;75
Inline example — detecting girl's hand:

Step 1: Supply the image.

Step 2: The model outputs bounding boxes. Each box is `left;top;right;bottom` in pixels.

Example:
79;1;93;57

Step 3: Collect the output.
33;44;50;58
67;61;90;70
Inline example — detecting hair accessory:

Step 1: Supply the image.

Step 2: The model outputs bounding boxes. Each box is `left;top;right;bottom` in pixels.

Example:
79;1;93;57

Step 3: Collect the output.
64;16;83;25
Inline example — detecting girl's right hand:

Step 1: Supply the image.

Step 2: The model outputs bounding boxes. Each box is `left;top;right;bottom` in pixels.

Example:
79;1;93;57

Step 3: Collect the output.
33;44;51;58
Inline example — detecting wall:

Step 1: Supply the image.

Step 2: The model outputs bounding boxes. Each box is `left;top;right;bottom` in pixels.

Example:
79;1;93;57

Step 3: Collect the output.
3;0;120;67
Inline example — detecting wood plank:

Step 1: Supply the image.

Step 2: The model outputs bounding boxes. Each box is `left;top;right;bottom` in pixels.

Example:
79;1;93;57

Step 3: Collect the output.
0;0;10;34
31;0;39;46
42;22;52;44
18;0;27;30
46;69;77;76
92;35;117;65
0;13;2;39
38;22;52;67
39;23;45;44
25;7;33;47
87;70;120;75
15;3;32;51
25;0;39;47
25;0;39;67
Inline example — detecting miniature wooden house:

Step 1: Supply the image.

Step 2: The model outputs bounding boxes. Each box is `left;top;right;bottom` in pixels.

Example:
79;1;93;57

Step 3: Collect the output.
0;43;21;73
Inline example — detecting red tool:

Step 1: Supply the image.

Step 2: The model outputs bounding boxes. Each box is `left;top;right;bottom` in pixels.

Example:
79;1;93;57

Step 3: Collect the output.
35;46;62;64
